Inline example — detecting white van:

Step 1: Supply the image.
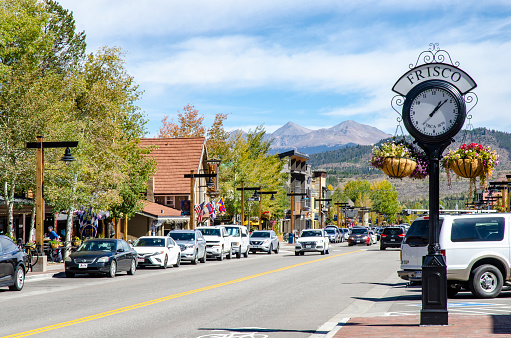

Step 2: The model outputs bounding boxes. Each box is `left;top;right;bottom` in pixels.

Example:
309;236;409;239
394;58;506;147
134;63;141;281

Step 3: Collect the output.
398;213;511;298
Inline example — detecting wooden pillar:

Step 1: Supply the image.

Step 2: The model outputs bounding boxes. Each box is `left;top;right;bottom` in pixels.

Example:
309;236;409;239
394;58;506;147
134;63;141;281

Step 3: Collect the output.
290;195;294;235
240;181;245;226
123;218;128;241
36;136;44;249
116;218;121;239
101;219;106;238
319;179;323;228
189;170;195;230
336;204;340;228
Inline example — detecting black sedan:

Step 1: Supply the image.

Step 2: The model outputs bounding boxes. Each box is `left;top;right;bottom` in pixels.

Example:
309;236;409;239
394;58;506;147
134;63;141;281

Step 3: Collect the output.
0;235;27;291
65;239;137;278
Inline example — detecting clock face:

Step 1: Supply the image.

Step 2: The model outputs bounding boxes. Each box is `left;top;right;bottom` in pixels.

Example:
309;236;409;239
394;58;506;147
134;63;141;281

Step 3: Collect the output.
409;87;459;137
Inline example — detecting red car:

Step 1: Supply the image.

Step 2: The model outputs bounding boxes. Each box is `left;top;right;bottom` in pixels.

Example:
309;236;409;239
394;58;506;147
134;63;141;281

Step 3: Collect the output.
348;227;371;246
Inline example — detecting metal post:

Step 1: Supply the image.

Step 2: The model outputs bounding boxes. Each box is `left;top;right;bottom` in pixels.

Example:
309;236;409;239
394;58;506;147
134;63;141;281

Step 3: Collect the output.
290;195;294;235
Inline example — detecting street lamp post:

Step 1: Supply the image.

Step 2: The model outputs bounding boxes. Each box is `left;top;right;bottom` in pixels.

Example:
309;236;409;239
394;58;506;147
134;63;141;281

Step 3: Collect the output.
315;198;332;228
26;137;78;255
184;171;217;229
255;190;277;230
236;184;261;226
334;202;349;228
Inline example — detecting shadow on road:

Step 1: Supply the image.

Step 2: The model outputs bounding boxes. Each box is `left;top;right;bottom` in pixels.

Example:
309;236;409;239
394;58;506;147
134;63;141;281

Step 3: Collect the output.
198;327;320;334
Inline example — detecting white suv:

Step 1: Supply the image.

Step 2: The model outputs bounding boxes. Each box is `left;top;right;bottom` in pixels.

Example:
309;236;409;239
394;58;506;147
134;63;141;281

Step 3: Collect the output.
398;214;510;298
224;225;250;258
196;226;233;261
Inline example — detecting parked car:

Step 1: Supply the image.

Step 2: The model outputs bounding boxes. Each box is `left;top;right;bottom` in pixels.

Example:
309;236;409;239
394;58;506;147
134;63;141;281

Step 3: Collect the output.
133;236;181;268
340;228;350;242
196;226;233;261
249;230;279;254
224;225;250;258
167;229;206;264
295;229;329;255
324;227;341;243
0;235;26;291
65;239;137;278
369;230;378;244
348;227;371;246
380;226;405;250
398;214;511;298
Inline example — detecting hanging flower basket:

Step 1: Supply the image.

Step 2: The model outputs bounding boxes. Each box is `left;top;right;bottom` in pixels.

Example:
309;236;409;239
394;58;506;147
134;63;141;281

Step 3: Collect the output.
449;158;484;178
370;140;427;179
441;143;499;189
381;157;417;178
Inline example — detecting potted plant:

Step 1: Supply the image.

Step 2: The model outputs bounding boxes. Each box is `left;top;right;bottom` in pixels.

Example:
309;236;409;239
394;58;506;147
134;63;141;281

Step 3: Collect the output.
441;142;499;189
370;140;420;179
73;236;81;247
49;239;61;248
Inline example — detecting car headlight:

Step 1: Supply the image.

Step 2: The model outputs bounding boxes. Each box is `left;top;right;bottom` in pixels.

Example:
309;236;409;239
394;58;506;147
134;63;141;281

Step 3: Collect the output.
185;244;195;249
263;239;270;244
97;256;110;263
153;251;165;255
232;241;240;246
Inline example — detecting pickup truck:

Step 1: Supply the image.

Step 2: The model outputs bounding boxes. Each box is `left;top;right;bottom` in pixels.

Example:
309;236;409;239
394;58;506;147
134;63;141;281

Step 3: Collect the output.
196;226;232;261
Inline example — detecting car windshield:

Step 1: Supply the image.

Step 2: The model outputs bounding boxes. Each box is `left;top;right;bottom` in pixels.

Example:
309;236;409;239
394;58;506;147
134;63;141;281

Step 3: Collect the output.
351;228;367;235
325;229;336;234
135;238;165;247
383;227;404;235
251;231;270;238
168;232;195;241
78;241;116;252
403;220;430;246
225;227;240;236
199;228;221;236
301;230;322;237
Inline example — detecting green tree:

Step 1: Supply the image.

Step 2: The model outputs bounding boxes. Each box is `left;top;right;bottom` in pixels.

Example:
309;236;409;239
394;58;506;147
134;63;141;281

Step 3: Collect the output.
219;127;286;224
343;179;371;203
370;180;400;223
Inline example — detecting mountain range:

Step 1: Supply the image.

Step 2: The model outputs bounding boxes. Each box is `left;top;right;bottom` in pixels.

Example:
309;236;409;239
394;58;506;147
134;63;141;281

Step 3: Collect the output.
268;120;391;155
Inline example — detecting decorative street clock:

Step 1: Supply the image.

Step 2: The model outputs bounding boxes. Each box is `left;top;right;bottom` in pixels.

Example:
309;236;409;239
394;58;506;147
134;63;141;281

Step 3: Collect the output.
402;80;466;143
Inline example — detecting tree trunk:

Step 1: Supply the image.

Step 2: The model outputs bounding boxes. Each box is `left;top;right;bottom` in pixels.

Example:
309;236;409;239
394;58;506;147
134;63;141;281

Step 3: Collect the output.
4;180;15;237
63;208;74;260
29;203;36;243
124;217;128;241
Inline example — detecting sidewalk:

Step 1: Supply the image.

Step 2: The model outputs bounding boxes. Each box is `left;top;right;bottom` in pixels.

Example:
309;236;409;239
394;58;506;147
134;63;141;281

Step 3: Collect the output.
329;314;511;337
25;262;64;280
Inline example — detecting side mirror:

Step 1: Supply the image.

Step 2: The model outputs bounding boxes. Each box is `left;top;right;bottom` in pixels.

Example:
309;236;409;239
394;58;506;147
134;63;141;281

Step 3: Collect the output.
117;248;124;253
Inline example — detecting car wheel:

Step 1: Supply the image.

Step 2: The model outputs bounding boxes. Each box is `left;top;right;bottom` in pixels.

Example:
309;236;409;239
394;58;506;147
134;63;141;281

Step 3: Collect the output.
217;246;224;261
326;248;329;254
321;248;325;255
469;264;503;298
200;251;207;263
227;246;232;259
268;244;272;255
162;255;168;269
295;251;299;256
236;246;242;259
65;271;75;278
275;243;279;254
192;251;198;265
174;255;181;267
300;252;305;255
127;259;136;275
108;260;117;278
243;248;249;258
380;245;386;250
9;265;25;291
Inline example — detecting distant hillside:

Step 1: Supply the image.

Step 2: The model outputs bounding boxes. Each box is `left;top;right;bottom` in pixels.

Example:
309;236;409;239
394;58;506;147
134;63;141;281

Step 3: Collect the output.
308;127;511;203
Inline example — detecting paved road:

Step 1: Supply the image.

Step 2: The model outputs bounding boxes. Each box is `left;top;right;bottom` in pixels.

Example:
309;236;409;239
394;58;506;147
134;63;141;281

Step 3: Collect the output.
0;242;404;338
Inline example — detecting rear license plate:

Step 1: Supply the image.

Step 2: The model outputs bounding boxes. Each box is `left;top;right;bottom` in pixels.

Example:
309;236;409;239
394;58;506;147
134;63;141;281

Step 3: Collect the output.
79;263;88;268
306;245;311;248
391;239;395;241
415;271;422;279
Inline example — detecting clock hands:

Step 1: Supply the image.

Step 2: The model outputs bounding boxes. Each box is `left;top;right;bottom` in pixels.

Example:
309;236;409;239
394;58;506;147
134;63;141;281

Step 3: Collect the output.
423;99;448;125
429;99;448;117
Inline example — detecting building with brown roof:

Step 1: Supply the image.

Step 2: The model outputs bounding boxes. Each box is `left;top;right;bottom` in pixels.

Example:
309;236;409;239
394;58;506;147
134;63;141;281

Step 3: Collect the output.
129;137;215;237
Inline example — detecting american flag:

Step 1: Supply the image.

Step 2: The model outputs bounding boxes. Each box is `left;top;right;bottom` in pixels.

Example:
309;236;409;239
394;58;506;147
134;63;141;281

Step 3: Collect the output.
195;202;205;225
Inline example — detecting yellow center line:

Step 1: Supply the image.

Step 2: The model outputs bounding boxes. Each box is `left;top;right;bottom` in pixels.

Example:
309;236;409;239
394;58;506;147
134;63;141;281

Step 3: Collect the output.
4;249;363;337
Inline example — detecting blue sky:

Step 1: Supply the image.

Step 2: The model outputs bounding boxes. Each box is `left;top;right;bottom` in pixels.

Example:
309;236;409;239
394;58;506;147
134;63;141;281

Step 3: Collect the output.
58;0;511;137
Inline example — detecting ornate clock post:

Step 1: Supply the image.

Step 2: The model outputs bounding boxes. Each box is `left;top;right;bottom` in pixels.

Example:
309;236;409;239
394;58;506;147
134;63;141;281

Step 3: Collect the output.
392;44;478;325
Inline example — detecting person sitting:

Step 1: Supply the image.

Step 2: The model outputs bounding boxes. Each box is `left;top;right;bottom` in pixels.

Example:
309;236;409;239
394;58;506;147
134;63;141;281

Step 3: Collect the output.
46;226;63;262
